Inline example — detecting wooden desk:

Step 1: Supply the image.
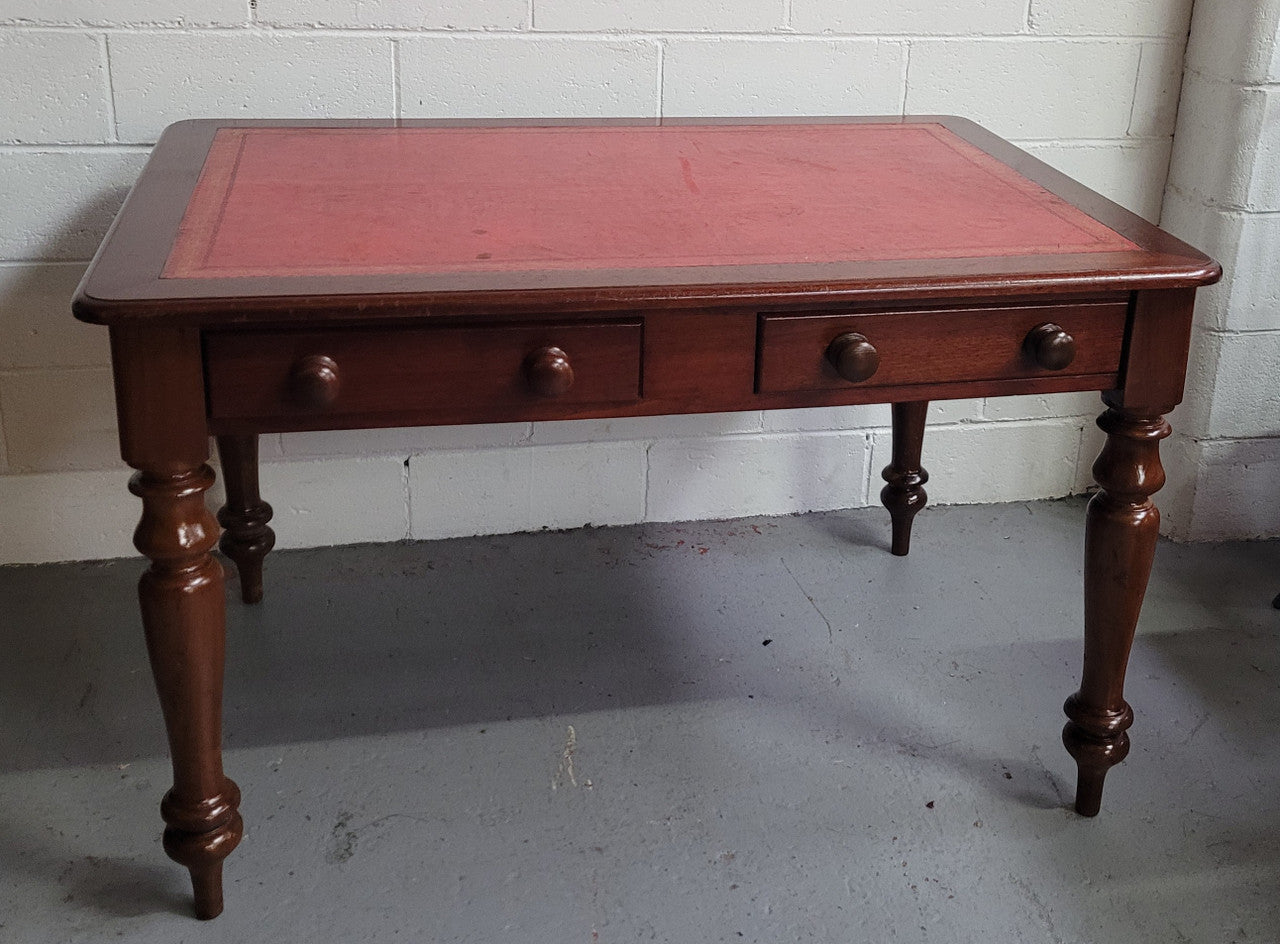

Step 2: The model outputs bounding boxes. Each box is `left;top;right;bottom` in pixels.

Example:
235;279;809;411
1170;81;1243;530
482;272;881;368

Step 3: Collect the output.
73;117;1220;919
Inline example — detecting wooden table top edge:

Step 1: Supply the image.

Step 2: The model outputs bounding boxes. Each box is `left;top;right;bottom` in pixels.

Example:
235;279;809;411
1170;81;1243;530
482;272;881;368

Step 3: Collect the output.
72;115;1221;327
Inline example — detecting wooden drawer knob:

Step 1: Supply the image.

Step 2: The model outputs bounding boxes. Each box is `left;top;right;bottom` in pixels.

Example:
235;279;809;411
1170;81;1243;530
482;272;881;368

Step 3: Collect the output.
289;354;341;409
1024;323;1076;371
525;346;574;397
826;332;880;384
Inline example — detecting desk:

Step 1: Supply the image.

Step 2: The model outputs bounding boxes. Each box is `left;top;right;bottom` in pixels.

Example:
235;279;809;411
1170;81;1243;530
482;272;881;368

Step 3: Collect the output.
73;117;1220;919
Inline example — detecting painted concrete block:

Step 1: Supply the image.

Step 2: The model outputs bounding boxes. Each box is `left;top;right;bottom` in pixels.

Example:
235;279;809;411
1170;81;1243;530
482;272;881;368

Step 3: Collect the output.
0;31;109;144
528;440;648;531
1166;72;1268;211
1158;187;1225;250
257;0;527;28
1029;0;1194;37
532;412;762;445
645;431;869;522
1184;0;1280;84
870;420;1082;505
791;0;1025;35
1158;429;1200;541
0;149;148;260
1158;192;1240;333
0;367;122;472
0;263;109;367
1215;214;1280;333
923;399;986;424
1163;195;1280;334
1129;41;1190;138
762;399;982;433
281;424;531;457
907;40;1141;140
1187;436;1280;540
399;37;661;119
984;391;1101;422
1172;324;1222;441
1074;415;1107;494
0;1;248;26
535;0;782;31
0;468;138;563
409;445;530;540
258;457;408;549
1244;86;1280;212
1021;140;1171;222
410;441;647;540
663;39;904;116
763;404;887;433
1205;332;1280;439
1165;71;1237;197
108;34;395;143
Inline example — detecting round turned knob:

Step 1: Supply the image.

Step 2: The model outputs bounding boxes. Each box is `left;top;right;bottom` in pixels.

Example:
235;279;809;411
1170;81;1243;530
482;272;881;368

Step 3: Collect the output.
1023;323;1077;371
525;346;574;397
825;332;880;384
289;354;341;409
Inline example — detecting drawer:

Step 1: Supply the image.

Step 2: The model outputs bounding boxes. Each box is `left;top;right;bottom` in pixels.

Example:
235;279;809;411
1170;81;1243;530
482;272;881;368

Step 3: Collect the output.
205;320;643;424
756;301;1128;394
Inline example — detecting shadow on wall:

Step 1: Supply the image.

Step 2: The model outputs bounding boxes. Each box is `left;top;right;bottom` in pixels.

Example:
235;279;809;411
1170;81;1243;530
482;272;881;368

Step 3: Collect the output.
37;183;138;262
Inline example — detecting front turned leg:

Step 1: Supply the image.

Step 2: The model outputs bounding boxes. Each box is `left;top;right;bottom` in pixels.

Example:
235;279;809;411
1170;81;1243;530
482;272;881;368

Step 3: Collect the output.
132;465;243;918
880;401;929;555
216;435;275;604
1063;402;1170;816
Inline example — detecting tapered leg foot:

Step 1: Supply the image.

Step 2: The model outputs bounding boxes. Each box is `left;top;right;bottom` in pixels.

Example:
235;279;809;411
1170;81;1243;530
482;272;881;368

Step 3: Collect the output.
1071;765;1109;819
190;863;226;921
880;401;929;556
216;435;274;605
162;778;243;919
1063;401;1170;815
131;465;242;918
1062;694;1132;816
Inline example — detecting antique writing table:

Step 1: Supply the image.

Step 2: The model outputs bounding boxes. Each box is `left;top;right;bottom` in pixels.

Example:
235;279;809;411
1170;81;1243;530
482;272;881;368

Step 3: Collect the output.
73;117;1220;919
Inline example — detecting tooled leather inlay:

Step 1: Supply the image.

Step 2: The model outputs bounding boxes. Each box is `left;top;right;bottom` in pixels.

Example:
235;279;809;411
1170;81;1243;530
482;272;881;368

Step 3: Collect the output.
163;123;1138;280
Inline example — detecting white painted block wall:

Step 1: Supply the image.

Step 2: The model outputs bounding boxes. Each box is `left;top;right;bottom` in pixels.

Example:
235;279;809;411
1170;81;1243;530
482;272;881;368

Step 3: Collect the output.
0;1;1195;563
1160;0;1280;541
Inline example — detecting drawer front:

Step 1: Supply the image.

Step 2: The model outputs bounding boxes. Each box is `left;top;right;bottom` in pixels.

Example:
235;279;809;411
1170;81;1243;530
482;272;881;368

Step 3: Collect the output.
205;320;643;424
756;302;1128;394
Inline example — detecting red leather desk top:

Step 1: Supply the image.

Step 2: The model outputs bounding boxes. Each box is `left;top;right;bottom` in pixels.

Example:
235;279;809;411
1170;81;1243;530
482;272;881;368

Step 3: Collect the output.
163;123;1137;281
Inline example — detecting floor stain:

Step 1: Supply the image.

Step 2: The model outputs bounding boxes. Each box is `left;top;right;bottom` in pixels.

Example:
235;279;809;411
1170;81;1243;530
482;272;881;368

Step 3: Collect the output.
552;724;579;791
326;811;358;864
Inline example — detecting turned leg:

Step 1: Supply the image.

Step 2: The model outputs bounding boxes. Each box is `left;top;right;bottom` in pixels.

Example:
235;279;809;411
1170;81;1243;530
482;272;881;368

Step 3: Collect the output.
1063;400;1170;816
109;326;242;918
880;401;929;556
216;435;274;604
132;465;243;918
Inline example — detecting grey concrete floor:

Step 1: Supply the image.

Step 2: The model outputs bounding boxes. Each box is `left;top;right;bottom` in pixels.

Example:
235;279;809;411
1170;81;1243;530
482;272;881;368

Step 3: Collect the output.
1;498;1278;943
